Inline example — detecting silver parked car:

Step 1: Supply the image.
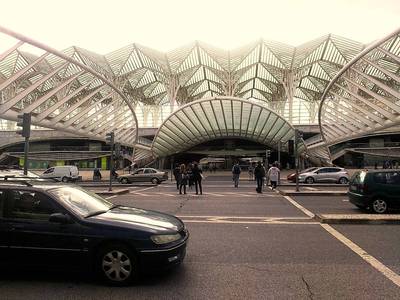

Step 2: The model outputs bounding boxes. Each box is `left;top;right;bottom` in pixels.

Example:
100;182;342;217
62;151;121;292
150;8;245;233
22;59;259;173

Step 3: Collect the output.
119;168;168;184
298;167;349;184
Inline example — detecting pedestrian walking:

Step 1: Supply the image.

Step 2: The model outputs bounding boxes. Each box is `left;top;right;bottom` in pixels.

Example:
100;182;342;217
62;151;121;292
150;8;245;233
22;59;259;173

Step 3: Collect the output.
248;164;254;181
192;163;203;195
254;161;265;193
179;164;188;194
173;164;180;190
187;163;194;190
267;163;280;190
232;162;241;188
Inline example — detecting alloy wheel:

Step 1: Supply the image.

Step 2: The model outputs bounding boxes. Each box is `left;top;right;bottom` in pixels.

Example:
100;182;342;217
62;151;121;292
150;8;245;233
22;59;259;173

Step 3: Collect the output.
372;199;387;214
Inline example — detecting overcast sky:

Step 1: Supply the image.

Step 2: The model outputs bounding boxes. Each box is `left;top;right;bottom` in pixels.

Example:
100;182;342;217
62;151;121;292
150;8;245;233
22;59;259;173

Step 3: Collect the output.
1;0;399;54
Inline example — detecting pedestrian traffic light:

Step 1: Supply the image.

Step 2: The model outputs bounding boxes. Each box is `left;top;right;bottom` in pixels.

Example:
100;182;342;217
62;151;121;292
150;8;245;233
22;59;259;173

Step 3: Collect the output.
295;130;303;141
16;113;31;138
266;150;271;157
105;132;114;145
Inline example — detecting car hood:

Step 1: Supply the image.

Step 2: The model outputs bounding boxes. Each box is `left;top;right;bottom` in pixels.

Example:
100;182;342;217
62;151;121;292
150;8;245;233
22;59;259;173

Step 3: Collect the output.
88;206;184;233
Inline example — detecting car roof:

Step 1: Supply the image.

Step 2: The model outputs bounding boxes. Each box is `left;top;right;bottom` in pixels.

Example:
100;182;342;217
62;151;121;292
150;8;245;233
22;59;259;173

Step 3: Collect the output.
0;180;67;191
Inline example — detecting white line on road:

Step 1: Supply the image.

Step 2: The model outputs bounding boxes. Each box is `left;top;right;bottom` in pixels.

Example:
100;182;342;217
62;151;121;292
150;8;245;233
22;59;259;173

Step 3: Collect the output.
283;195;315;218
204;192;225;197
321;223;400;288
342;199;349;202
156;192;175;197
132;186;157;193
282;192;400;288
105;195;117;199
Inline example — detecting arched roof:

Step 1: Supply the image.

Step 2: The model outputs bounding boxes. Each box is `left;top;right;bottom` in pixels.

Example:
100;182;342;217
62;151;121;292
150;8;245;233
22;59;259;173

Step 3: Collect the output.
152;97;306;157
0;26;138;146
319;27;400;146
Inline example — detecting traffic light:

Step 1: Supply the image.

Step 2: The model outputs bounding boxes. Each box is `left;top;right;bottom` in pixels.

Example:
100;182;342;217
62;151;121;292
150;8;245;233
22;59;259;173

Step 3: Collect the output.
16;113;31;138
266;150;271;158
295;130;303;141
106;132;114;145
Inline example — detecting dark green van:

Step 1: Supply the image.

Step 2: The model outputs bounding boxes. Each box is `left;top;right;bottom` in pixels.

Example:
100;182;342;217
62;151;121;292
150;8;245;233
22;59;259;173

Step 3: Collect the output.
348;170;400;213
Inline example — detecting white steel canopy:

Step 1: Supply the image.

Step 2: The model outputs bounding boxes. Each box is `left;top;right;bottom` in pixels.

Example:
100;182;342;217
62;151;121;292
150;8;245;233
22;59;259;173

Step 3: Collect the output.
0;26;138;146
152;97;306;157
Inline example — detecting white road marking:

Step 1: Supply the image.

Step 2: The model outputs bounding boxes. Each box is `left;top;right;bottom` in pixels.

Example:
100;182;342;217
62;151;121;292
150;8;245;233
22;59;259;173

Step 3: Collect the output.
282;193;400;288
304;187;318;191
132;193;151;197
132;186;157;193
321;223;400;288
342;199;349;202
205;192;225;197
105;195;117;199
283;195;315;218
156;192;175;197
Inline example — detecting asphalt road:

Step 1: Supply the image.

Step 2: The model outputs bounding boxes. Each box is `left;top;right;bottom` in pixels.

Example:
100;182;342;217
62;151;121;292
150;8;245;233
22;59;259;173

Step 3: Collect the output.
1;175;399;299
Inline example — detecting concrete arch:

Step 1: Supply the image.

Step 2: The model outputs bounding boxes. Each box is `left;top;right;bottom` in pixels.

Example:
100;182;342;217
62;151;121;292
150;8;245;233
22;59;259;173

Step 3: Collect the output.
0;26;138;146
152;96;306;157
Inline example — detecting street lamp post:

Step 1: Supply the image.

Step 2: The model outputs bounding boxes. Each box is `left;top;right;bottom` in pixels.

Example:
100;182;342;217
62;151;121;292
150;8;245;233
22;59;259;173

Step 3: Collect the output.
106;132;115;192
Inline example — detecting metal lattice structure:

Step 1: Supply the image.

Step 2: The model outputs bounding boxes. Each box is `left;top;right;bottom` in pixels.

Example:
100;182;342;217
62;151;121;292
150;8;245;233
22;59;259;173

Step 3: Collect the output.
0;26;139;146
152;97;306;157
319;27;400;149
104;36;364;124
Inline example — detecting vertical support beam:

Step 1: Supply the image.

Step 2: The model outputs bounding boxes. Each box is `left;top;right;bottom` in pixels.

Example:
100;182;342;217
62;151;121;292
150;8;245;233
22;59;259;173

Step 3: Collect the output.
282;70;294;124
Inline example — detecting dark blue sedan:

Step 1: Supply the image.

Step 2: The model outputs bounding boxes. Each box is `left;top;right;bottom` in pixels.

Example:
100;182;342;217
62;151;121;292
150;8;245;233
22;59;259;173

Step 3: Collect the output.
0;182;188;285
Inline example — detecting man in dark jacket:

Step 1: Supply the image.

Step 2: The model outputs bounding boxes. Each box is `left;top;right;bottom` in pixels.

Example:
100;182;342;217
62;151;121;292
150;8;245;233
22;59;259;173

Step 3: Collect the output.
192;163;203;195
173;164;180;190
254;161;265;193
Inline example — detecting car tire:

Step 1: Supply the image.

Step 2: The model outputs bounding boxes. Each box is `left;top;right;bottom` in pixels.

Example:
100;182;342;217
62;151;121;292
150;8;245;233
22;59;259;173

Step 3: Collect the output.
121;178;129;184
96;243;137;286
151;178;159;184
371;199;388;214
305;177;314;184
338;177;348;184
61;176;69;183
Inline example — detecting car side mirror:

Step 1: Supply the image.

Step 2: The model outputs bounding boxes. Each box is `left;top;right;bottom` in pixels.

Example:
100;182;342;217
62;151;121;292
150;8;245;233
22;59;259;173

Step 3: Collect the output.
49;213;73;224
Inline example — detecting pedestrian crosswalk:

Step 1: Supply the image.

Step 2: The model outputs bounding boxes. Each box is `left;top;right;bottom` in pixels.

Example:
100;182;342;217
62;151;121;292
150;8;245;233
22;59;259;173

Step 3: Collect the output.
128;191;276;198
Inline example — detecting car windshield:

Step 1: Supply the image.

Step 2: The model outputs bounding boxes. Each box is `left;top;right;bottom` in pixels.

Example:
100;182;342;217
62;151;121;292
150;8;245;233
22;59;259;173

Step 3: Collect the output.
49;186;113;218
301;167;317;173
351;171;366;184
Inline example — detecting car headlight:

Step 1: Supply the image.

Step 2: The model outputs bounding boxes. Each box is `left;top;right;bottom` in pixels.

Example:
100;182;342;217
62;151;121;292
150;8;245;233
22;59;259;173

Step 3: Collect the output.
151;233;181;245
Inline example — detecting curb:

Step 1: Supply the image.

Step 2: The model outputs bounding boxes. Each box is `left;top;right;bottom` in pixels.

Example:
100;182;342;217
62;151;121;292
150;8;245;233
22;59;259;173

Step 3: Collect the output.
277;190;347;196
94;189;130;196
314;214;400;224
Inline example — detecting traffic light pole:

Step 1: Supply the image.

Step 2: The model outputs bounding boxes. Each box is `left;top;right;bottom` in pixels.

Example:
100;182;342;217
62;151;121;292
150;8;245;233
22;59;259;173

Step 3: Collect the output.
109;145;114;192
294;129;299;192
23;136;29;175
106;132;115;192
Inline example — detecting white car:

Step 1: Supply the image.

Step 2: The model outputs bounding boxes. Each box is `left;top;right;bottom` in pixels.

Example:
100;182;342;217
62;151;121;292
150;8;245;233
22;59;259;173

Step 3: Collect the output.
298;167;349;184
40;165;79;182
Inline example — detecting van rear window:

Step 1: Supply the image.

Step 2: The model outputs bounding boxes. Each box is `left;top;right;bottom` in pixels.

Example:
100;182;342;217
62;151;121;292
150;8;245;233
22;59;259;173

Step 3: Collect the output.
351;171;366;184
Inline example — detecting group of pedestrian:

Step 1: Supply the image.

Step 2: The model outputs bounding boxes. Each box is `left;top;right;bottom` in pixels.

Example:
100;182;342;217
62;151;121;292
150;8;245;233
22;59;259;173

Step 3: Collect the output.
173;162;203;195
233;161;280;193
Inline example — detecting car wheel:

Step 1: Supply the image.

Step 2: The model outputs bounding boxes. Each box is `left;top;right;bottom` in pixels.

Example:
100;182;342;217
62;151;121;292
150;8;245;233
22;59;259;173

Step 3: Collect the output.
305;177;314;184
121;178;129;184
151;178;159;184
338;177;348;184
372;199;388;214
97;244;137;286
61;176;69;183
